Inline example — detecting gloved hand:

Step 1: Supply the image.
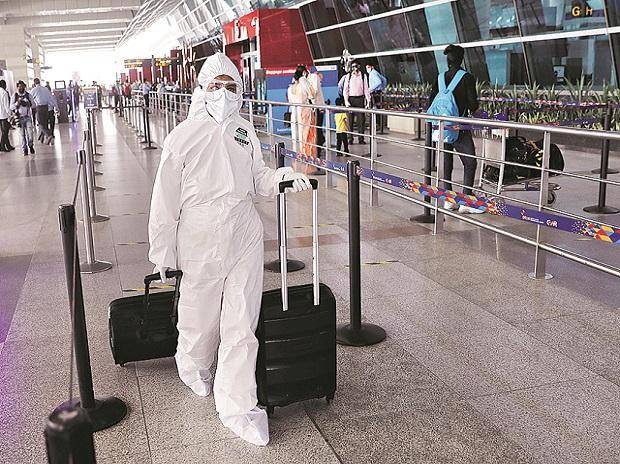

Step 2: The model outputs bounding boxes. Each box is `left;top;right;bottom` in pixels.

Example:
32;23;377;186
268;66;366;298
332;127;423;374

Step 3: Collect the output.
282;171;312;193
154;265;170;285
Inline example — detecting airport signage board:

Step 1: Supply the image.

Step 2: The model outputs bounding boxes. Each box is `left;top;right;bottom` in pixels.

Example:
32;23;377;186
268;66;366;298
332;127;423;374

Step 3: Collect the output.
124;59;144;69
83;87;99;110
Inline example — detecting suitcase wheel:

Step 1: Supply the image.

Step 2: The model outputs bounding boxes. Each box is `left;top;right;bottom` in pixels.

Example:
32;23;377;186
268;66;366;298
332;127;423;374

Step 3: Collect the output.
326;393;334;404
266;406;274;418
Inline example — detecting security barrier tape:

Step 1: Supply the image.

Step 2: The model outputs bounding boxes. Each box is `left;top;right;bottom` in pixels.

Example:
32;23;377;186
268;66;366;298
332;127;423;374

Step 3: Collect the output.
276;145;620;245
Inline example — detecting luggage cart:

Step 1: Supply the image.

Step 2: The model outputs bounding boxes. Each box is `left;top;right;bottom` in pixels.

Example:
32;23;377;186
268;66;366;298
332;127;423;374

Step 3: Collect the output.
477;128;561;205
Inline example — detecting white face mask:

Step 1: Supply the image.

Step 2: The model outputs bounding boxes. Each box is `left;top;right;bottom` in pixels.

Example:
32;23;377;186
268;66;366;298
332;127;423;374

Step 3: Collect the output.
204;87;239;123
366;67;372;73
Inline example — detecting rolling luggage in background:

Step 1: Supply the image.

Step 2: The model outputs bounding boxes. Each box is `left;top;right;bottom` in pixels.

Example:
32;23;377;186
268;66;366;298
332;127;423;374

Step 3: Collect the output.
108;270;182;366
256;179;337;416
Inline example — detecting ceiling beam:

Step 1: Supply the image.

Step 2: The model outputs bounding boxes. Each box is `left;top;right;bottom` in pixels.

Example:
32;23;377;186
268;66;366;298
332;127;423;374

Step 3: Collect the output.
4;11;134;28
40;33;122;43
33;26;127;36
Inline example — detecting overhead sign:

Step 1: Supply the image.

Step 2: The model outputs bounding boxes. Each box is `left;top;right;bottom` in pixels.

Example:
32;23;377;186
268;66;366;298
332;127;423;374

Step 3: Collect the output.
154;57;178;67
124;59;144;69
223;10;259;45
83;87;99;110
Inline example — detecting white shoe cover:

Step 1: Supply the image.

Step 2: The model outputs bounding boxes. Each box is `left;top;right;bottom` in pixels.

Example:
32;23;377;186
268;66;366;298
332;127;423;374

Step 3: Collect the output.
187;378;212;397
220;407;270;446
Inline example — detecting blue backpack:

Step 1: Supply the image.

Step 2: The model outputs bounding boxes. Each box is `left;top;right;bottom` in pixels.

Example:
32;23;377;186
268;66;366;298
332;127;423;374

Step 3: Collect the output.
427;69;466;144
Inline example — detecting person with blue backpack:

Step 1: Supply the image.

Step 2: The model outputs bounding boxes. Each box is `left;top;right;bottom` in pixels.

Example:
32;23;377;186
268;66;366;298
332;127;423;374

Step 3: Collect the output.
427;44;483;214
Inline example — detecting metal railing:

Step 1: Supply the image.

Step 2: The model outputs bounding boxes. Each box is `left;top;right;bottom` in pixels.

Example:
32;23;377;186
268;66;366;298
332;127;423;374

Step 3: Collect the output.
145;89;620;281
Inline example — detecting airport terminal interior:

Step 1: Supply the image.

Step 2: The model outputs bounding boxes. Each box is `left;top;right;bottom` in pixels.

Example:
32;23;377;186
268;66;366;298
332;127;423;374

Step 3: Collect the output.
1;0;620;463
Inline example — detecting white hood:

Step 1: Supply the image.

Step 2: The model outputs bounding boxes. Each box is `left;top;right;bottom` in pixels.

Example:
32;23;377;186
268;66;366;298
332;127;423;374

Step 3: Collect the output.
188;52;244;121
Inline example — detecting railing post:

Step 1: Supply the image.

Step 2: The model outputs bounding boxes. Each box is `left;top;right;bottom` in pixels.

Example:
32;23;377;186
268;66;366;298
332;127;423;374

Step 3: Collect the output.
336;160;386;347
267;103;274;148
433;121;445;235
529;131;553;280
584;107;619;214
325;107;335;189
369;111;379;207
411;121;435;223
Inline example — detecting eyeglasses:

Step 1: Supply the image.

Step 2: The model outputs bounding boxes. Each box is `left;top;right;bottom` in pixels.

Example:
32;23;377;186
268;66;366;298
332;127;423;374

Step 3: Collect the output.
206;80;240;94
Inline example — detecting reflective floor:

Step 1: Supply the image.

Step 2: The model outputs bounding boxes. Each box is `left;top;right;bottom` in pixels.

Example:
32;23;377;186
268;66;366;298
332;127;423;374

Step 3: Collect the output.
1;109;619;463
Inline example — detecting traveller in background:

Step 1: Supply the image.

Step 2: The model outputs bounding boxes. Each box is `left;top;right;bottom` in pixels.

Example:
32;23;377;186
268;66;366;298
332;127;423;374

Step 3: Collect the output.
148;52;311;447
367;64;387;129
45;83;58;139
343;60;371;145
334;97;350;157
30;78;55;145
141;79;152;108
111;82;120;112
287;66;319;172
307;71;326;166
0;79;14;152
429;44;482;214
11;81;35;156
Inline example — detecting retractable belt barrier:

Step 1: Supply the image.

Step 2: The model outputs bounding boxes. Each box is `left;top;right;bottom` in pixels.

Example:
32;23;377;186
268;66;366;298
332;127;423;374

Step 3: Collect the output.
277;145;620;246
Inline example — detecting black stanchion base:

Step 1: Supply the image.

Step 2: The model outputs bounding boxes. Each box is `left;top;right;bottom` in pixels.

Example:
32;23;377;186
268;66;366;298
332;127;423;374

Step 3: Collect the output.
337;323;386;346
264;259;305;273
583;205;620;214
410;213;435;223
144;146;158;150
591;168;619;175
53;396;128;432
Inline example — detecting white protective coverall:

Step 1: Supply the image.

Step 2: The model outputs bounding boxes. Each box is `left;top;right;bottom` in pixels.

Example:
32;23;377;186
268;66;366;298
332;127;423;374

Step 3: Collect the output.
148;53;306;446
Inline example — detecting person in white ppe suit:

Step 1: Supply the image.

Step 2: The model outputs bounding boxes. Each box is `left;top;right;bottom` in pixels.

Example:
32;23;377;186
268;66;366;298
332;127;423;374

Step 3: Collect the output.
148;52;311;446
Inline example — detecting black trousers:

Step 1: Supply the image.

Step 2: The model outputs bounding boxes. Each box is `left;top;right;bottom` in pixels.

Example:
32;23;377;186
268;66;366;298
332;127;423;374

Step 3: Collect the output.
348;95;366;142
315;110;325;158
0;119;11;149
336;133;349;154
48;111;56;135
443;130;477;196
36;105;51;139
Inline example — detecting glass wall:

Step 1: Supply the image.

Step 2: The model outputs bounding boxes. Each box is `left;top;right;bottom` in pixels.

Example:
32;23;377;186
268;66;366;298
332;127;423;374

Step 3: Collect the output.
299;0;620;86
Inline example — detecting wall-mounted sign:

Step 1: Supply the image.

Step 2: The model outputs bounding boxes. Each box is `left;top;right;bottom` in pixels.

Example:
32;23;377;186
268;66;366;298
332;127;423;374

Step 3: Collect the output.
83;86;99;110
571;2;593;17
124;59;144;69
223;11;259;45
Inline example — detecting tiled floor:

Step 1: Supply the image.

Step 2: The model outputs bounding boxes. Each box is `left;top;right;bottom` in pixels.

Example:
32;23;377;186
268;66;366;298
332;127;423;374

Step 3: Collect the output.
1;108;619;464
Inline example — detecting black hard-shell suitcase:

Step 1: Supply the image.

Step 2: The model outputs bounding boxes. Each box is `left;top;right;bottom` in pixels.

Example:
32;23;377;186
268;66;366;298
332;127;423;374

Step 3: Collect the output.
256;179;336;416
108;270;182;366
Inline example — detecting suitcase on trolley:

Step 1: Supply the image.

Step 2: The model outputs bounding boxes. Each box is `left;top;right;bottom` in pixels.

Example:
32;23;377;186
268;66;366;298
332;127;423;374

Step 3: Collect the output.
108;270;182;366
256;179;337;416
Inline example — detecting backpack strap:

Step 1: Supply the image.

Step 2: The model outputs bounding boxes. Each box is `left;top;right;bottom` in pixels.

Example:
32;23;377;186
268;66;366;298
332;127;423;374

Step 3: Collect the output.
438;72;447;93
446;69;466;93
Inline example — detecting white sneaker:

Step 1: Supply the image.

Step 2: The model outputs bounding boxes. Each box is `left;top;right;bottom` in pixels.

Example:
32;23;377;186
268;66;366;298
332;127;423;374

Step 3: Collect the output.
443;201;458;211
458;205;484;214
220;407;270;446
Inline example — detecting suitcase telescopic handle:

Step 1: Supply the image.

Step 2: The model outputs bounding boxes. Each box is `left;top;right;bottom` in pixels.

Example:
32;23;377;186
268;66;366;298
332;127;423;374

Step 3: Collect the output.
277;179;320;312
142;270;183;325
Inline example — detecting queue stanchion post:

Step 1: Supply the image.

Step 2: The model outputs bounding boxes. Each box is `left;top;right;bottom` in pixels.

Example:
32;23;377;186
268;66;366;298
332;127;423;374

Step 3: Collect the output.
336;160;386;346
584;106;619;214
45;403;96;463
144;103;157;150
54;204;126;432
411;121;435;223
83;139;108;222
76;150;112;274
264;142;306;273
94;111;102;147
88;111;103;160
